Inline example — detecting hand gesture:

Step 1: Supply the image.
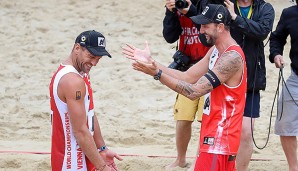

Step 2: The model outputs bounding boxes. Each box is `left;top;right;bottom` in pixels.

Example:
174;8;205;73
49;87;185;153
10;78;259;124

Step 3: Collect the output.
165;0;176;12
177;0;192;15
224;0;237;20
100;149;123;171
122;41;159;77
122;41;152;63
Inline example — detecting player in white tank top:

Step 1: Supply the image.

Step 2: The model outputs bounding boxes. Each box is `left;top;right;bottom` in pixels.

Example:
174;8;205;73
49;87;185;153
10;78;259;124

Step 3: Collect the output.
49;30;122;171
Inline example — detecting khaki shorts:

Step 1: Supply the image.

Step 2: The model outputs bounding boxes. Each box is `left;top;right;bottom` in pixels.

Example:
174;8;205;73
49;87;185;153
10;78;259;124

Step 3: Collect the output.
173;94;204;122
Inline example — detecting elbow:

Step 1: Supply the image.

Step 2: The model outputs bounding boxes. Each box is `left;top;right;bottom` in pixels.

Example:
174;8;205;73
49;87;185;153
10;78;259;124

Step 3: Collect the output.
165;39;176;44
162;33;178;43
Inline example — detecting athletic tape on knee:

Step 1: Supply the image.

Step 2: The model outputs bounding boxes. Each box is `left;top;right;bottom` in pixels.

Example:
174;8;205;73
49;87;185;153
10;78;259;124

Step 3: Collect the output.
204;69;221;89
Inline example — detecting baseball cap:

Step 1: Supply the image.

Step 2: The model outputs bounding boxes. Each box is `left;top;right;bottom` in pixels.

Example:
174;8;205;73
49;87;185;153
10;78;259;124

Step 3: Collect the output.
75;30;112;58
190;4;231;26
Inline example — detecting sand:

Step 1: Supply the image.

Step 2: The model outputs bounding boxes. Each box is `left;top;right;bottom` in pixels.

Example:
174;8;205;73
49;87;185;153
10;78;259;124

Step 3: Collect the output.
0;0;295;170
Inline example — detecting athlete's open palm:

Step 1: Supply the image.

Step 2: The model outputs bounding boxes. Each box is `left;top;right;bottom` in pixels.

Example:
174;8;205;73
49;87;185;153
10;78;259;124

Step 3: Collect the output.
122;41;151;63
100;149;122;171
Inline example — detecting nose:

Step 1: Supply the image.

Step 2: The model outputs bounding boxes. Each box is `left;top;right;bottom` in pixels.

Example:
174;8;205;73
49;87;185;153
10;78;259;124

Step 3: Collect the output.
91;57;100;66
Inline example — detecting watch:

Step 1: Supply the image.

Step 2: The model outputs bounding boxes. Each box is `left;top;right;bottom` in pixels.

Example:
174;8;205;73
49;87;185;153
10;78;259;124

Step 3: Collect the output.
153;69;162;80
98;145;107;152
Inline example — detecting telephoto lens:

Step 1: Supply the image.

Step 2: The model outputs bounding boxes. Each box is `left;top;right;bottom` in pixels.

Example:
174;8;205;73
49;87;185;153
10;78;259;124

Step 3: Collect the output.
175;0;189;9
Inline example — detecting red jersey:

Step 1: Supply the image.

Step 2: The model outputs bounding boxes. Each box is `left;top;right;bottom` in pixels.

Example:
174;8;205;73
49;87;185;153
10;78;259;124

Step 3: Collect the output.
178;15;210;62
200;45;247;155
49;64;95;171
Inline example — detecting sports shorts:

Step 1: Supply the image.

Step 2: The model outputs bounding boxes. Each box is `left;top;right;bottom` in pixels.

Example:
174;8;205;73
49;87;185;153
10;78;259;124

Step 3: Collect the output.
173;94;204;122
194;152;236;171
275;70;298;136
244;91;260;118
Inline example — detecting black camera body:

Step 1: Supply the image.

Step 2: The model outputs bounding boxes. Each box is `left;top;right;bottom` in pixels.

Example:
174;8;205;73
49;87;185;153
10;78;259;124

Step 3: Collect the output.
175;0;189;9
168;50;191;71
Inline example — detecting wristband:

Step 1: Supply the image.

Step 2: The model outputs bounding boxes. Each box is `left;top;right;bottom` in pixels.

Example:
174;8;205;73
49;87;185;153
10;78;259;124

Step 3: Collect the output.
204;69;221;89
98;145;107;152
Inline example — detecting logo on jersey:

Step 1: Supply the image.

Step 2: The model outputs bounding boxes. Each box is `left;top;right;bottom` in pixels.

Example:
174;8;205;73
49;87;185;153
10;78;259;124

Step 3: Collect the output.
203;93;211;115
203;137;215;145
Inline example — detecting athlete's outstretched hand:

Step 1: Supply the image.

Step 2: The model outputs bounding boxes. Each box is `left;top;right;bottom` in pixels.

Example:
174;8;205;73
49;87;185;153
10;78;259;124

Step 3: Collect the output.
100;149;122;171
122;41;152;63
122;41;159;77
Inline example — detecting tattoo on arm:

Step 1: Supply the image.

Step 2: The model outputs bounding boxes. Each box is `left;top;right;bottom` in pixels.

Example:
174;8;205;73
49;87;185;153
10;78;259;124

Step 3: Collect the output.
215;51;242;80
175;78;213;100
76;91;81;100
174;51;242;101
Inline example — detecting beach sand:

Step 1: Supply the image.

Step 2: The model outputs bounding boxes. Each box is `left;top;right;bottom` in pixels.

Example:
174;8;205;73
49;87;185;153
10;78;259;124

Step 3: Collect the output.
0;0;295;170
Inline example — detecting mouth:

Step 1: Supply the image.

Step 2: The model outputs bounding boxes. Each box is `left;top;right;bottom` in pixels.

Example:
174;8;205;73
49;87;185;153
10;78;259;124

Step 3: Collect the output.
205;34;210;40
85;64;92;72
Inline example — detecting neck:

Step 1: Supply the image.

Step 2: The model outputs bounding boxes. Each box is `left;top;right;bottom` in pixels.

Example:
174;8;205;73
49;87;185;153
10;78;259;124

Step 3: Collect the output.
237;0;252;7
63;55;79;72
63;56;73;66
215;33;236;55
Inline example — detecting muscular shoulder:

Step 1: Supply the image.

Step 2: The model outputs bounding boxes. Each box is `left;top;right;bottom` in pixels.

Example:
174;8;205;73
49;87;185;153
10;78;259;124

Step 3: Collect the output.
214;50;243;82
58;73;86;102
217;50;243;72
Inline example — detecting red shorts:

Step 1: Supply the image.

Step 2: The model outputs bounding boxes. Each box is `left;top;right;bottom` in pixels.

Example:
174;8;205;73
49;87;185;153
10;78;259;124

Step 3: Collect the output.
194;152;236;171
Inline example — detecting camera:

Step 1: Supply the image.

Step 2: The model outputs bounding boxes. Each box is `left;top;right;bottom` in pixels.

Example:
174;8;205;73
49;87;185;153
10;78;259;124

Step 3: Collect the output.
168;50;191;71
175;0;189;9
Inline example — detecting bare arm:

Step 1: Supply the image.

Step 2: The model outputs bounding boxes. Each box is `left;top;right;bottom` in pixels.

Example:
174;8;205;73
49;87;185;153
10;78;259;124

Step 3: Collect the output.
59;73;106;170
93;114;106;148
93;114;123;170
122;42;243;100
122;42;212;83
171;50;243;100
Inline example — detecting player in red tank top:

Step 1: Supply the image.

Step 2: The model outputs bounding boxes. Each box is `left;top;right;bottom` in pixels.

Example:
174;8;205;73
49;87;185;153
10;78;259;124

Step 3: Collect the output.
122;4;247;171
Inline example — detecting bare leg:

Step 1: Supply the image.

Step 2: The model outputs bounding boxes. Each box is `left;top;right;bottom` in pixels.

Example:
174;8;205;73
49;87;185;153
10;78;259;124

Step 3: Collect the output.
187;140;200;171
236;117;255;171
166;120;192;170
280;136;298;171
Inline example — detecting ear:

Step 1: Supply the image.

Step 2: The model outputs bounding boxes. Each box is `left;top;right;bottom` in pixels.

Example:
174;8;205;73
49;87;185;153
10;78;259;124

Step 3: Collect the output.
218;23;226;32
74;43;81;55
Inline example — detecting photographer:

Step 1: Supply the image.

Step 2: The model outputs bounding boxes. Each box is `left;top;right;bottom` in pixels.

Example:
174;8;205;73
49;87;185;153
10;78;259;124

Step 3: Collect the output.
162;0;210;169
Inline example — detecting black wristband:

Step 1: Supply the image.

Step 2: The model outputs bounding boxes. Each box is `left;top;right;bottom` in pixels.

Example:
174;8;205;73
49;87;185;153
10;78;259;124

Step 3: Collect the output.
204;69;221;89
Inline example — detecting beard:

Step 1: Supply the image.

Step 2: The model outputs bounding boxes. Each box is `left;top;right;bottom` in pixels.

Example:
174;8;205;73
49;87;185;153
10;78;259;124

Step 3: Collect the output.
199;34;214;47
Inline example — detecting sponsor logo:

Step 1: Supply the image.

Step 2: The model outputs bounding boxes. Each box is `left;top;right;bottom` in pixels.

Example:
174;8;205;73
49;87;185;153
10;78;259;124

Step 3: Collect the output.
203;137;215;145
216;13;223;22
77;147;83;170
65;113;72;169
98;37;105;47
202;6;209;15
